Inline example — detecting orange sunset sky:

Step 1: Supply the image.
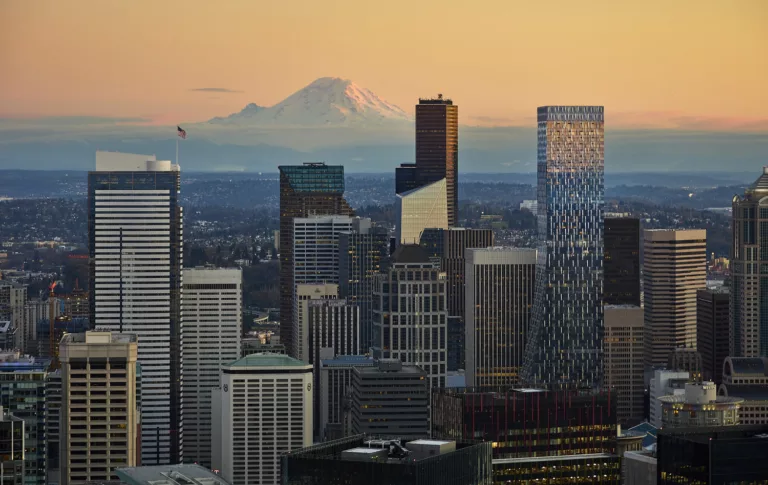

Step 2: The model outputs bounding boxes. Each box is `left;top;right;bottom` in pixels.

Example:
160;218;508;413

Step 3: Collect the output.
1;0;766;129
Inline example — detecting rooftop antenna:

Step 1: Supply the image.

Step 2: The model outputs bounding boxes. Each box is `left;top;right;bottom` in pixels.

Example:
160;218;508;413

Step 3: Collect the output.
437;93;443;100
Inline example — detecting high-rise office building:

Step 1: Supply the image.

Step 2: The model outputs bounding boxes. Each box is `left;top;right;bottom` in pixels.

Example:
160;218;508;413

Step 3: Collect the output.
465;248;536;387
338;220;390;353
415;95;459;227
279;163;354;357
643;229;707;368
731;167;768;358
212;354;313;485
181;267;242;467
720;357;768;426
522;106;605;389
294;284;338;362
293;215;356;286
396;179;449;245
88;150;183;464
60;332;140;485
697;287;730;384
372;245;448;390
0;353;49;485
604;217;641;306
0;406;25;485
605;305;645;426
318;354;373;441
349;359;429;439
421;228;495;371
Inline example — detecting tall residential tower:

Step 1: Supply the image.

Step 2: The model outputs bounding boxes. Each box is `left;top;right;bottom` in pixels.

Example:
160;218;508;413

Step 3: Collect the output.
522;106;605;389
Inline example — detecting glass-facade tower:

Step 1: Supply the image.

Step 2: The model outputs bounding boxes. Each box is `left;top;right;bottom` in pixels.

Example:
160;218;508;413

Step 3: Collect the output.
522;106;605;390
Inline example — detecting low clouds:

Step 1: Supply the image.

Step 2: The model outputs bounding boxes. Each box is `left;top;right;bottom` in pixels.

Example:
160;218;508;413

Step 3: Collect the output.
190;87;243;94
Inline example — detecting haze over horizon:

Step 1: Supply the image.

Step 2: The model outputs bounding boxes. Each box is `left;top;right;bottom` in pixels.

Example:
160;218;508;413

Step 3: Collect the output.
0;0;766;173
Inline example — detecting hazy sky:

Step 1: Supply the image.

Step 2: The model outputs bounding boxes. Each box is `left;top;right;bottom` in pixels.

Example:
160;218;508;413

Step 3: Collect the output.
1;0;766;129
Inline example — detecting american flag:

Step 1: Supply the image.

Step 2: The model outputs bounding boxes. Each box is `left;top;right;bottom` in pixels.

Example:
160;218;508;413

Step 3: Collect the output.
177;126;187;139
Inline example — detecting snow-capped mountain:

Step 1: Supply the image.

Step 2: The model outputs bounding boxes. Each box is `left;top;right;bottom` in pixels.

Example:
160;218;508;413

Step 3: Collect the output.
208;77;412;126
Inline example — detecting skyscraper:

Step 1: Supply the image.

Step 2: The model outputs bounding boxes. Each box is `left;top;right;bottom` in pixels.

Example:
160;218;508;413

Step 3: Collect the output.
731;167;768;358
279;163;354;357
88;151;183;464
181;267;242;467
59;331;139;485
415;95;459;227
420;228;495;371
372;245;448;391
465;248;536;387
338;219;390;352
396;178;448;245
212;354;313;485
604;217;641;306
0;407;24;485
697;286;730;384
643;229;707;368
294;283;338;362
604;305;645;426
522;106;605;389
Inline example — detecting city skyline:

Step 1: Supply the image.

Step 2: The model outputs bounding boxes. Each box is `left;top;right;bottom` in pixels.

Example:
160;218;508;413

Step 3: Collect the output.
1;1;766;130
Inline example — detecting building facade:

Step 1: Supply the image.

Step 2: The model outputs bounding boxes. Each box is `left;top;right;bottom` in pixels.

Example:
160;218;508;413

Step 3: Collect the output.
0;283;26;352
657;425;768;484
338;220;389;353
643;229;707;368
649;369;690;428
181;267;242;467
279;163;354;359
212;354;313;485
719;357;768;426
697;287;730;384
60;332;139;485
349;360;429;439
658;381;742;428
294;284;338;362
522;105;605;389
88;151;183;463
0;353;48;485
0;406;25;485
604;217;641;306
605;305;645;426
421;228;495;371
396;179;449;245
465;248;536;388
372;246;448;390
415;95;459;227
318;355;373;441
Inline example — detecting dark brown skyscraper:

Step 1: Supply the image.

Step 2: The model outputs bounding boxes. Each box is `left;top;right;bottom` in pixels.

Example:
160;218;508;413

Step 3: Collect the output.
697;287;730;384
604;217;641;306
279;163;354;356
415;95;458;227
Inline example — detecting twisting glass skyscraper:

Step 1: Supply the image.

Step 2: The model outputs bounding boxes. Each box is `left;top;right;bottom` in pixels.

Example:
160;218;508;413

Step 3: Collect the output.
522;106;605;389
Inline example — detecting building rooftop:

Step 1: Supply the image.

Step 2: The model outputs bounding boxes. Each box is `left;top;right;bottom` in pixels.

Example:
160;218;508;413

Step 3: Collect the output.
61;331;137;345
720;384;768;400
392;245;432;264
725;357;768;376
494;453;616;465
320;355;374;367
627;422;659;448
228;352;309;368
115;465;232;485
746;167;768;194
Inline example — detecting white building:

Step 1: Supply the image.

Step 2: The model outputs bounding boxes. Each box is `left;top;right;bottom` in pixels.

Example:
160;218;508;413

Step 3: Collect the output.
465;247;536;388
88;150;183;463
60;331;139;485
182;267;242;467
649;369;689;428
293;283;338;361
519;200;537;213
212;354;313;485
396;178;448;245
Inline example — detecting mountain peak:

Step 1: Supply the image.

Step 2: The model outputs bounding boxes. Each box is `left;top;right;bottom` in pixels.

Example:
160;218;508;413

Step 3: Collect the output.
208;77;412;126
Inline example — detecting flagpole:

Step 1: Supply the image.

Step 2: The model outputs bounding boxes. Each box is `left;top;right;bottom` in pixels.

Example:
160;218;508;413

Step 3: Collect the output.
176;135;179;166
